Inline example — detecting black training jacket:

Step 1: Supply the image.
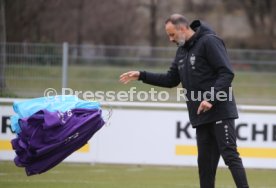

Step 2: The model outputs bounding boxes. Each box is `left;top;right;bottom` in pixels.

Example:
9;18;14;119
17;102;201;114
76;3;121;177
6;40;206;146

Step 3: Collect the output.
139;20;238;127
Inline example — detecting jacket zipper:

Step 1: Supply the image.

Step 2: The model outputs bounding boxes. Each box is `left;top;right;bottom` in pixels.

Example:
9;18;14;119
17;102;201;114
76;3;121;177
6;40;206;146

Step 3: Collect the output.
184;49;190;89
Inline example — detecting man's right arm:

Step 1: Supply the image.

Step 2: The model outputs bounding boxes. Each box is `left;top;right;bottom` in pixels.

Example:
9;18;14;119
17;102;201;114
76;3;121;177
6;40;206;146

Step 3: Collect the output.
120;61;180;88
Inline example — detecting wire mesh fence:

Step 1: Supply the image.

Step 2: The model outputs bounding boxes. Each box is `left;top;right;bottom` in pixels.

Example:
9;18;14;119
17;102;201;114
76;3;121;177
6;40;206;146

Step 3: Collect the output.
0;42;276;105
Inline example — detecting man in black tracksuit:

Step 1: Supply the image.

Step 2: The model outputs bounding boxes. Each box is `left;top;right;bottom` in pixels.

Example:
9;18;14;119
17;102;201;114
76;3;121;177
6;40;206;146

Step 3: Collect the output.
120;14;249;188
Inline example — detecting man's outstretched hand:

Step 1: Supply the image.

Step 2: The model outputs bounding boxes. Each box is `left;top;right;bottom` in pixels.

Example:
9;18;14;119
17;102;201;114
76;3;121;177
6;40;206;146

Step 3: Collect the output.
119;71;140;84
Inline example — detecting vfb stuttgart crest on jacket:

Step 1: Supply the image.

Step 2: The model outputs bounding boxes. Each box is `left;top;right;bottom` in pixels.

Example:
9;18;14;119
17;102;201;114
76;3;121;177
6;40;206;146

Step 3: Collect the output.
190;54;196;69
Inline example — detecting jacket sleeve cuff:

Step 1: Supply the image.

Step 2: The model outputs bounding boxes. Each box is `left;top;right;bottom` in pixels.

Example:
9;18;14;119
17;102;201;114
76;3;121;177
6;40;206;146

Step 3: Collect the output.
138;71;146;81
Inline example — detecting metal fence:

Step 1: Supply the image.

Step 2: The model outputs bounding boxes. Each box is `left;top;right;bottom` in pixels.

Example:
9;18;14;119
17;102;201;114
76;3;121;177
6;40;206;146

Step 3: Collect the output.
0;42;276;105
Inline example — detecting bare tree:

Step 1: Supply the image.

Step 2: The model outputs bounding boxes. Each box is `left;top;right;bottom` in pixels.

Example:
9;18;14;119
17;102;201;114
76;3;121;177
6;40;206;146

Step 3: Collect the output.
0;0;6;95
5;0;48;42
76;0;84;56
138;0;159;61
149;0;158;47
224;0;276;48
8;0;275;49
82;0;140;45
183;0;216;20
241;0;276;48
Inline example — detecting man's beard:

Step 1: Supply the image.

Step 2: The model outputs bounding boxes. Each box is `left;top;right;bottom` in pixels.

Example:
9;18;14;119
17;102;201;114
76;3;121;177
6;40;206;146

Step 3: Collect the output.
177;35;186;47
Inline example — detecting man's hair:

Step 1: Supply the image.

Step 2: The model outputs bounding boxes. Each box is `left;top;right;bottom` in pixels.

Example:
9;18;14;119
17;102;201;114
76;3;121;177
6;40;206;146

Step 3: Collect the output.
165;14;189;28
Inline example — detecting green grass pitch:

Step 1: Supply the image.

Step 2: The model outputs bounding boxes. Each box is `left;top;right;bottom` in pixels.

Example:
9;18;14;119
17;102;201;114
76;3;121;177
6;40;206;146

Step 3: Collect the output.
0;161;276;188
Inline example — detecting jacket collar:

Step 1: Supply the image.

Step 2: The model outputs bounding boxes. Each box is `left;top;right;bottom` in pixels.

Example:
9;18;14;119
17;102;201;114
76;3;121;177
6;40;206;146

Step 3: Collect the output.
183;26;200;49
182;20;215;49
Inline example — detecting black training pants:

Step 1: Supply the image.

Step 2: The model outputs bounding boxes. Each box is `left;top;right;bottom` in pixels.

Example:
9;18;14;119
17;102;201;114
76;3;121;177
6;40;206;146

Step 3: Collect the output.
196;119;249;188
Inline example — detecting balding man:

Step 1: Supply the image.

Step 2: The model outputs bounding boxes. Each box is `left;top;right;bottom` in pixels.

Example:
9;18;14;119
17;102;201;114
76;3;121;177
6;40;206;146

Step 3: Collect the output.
120;14;249;188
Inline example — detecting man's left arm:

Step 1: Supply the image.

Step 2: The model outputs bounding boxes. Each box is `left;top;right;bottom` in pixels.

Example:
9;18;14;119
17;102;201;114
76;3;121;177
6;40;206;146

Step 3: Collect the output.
197;36;234;114
204;35;235;105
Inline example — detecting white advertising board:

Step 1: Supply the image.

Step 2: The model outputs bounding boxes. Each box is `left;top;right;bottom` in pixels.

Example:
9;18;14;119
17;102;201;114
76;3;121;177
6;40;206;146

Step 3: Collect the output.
1;99;276;169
